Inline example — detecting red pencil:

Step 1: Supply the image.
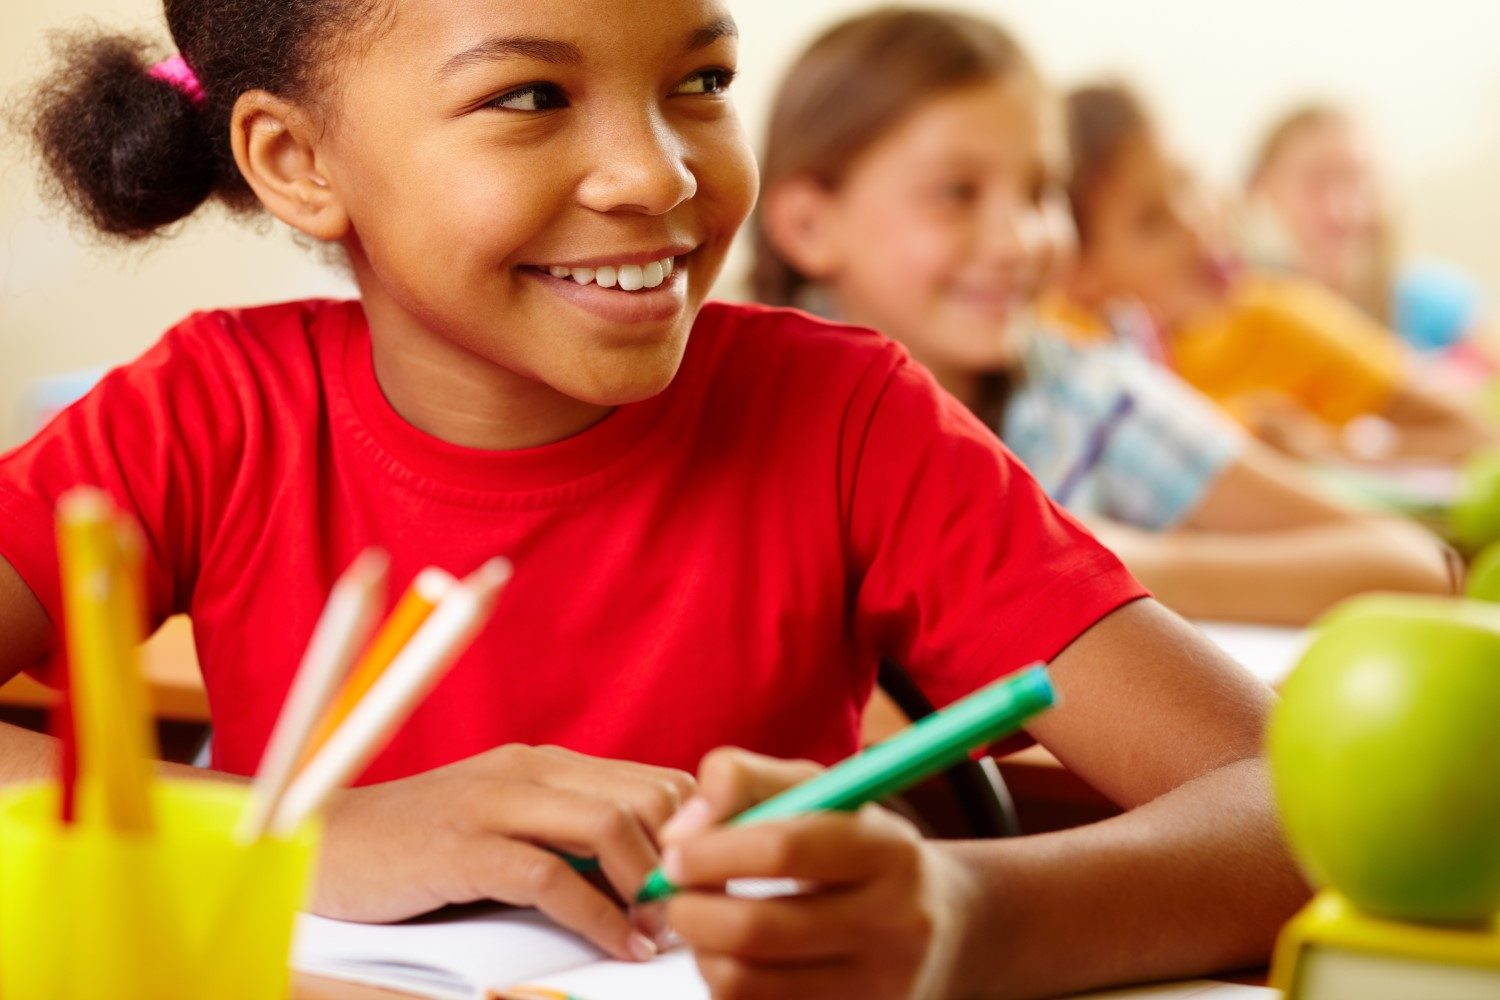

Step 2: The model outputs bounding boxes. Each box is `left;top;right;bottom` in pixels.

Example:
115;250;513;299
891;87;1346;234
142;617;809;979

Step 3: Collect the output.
52;668;76;824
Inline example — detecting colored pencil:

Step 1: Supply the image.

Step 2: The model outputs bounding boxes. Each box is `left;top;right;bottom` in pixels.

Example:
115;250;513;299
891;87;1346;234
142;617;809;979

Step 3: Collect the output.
298;567;456;769
55;488;157;832
236;549;388;842
270;558;510;836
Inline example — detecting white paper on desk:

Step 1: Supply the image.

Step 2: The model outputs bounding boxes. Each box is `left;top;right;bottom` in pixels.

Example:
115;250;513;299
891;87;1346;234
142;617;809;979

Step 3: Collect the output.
295;905;1275;1000
514;949;708;998
293;914;712;1000
527;966;1274;1000
1075;980;1275;998
295;906;611;999
1193;620;1309;688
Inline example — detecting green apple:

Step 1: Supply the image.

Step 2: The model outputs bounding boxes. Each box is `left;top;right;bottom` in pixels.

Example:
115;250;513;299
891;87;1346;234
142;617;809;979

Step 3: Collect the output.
1467;541;1500;603
1450;448;1500;554
1270;594;1500;925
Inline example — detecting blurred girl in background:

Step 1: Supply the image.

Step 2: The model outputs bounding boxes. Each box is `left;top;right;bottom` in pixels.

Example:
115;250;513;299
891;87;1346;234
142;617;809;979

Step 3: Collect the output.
751;9;1456;626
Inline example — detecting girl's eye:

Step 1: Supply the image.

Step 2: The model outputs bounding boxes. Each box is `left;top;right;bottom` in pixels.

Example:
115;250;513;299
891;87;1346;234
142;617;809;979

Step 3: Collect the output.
673;68;736;96
488;83;568;112
937;181;980;205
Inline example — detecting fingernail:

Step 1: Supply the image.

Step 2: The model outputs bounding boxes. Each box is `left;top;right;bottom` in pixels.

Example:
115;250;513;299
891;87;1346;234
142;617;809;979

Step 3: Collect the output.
660;796;713;841
627;931;658;962
661;845;684;883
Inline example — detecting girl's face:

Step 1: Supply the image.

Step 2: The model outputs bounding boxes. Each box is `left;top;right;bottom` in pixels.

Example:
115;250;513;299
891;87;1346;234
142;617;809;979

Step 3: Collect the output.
317;0;757;405
1253;119;1382;288
803;79;1065;384
1073;132;1227;332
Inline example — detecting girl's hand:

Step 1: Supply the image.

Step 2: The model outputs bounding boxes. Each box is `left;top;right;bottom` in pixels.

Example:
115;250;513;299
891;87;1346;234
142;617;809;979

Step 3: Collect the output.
312;744;695;961
660;748;980;1000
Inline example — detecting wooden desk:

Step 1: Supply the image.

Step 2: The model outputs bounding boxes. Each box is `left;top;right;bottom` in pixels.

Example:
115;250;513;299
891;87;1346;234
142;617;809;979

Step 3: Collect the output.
295;975;411;999
0;615;209;723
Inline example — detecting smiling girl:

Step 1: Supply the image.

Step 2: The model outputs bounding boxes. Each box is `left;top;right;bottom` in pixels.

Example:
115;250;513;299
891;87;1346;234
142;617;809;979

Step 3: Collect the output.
6;2;1302;996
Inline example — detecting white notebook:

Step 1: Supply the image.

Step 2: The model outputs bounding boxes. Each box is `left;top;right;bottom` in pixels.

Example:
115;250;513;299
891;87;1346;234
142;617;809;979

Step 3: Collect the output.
294;904;1276;1000
295;905;704;999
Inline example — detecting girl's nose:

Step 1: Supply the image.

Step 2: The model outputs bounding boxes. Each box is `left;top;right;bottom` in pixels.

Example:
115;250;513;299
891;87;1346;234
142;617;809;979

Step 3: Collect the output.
976;196;1051;277
576;110;697;216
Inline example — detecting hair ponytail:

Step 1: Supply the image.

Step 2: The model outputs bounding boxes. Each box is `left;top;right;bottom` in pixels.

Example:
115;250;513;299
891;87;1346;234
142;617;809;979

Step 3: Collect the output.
22;0;386;242
27;32;218;240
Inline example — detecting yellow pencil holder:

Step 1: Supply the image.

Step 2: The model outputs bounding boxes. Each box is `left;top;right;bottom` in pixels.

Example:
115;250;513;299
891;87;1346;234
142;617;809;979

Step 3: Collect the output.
0;778;320;1000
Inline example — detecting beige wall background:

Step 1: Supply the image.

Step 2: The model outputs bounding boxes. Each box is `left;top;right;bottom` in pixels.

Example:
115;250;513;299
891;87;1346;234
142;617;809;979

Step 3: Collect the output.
4;0;1498;448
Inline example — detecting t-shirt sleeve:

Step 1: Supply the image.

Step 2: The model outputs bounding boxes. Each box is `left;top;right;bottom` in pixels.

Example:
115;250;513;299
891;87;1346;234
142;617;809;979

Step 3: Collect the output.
1093;356;1245;531
843;354;1148;711
0;314;245;644
1238;279;1403;426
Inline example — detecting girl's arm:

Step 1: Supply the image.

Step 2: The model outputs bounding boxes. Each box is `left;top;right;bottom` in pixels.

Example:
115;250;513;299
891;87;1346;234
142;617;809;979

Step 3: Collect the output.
0;555;684;962
664;599;1309;1000
0;558;65;783
1379;381;1499;463
1092;443;1455;625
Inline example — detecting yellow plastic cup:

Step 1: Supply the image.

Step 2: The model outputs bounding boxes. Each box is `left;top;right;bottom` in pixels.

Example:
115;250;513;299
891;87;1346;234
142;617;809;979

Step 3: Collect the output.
0;778;319;1000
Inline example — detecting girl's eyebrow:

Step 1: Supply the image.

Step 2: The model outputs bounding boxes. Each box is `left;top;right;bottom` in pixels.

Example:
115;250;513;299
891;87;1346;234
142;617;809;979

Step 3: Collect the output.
438;36;584;80
437;18;737;81
688;17;739;50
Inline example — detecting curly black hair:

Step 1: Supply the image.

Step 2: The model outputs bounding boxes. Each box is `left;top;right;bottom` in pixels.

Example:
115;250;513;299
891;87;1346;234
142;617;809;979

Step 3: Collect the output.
23;0;383;241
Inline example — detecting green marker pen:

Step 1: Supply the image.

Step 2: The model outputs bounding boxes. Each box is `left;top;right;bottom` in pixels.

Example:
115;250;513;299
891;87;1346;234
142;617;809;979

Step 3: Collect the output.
635;664;1055;903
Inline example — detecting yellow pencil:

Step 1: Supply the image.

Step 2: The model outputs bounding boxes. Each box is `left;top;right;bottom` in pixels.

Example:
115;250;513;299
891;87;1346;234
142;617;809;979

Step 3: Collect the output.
57;487;157;833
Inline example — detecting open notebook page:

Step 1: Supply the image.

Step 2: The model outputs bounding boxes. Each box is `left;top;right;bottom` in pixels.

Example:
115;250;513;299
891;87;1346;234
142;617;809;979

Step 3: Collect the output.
297;903;1275;1000
514;961;1277;999
295;905;605;999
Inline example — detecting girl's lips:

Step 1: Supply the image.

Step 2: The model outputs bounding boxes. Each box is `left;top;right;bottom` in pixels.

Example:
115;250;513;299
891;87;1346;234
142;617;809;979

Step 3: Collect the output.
951;286;1028;319
522;263;688;327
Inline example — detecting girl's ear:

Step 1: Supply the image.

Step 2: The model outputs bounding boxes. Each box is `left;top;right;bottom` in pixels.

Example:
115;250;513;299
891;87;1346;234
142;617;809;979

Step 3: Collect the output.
230;91;349;242
759;176;843;281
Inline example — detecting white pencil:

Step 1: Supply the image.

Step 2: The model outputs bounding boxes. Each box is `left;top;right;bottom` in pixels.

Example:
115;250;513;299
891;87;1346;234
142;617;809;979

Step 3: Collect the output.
269;557;512;836
236;549;389;841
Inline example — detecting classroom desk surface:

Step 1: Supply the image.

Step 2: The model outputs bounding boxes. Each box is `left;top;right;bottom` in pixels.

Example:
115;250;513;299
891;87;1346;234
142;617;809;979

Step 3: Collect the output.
0;615;209;722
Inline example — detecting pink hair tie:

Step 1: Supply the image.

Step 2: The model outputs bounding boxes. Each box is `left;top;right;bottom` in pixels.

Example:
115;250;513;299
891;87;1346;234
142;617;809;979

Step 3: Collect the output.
148;55;206;107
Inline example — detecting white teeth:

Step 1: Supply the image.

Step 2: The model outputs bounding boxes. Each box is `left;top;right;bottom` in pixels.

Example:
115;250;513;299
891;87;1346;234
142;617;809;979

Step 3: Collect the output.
539;255;678;291
617;264;645;291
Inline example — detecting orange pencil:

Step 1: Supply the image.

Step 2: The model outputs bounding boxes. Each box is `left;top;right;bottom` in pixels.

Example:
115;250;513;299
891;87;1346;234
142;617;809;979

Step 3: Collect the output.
271;558;511;834
299;567;455;766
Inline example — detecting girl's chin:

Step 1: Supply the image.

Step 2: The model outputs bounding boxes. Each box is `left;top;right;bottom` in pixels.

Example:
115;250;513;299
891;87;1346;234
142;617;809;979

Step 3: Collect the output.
551;338;689;407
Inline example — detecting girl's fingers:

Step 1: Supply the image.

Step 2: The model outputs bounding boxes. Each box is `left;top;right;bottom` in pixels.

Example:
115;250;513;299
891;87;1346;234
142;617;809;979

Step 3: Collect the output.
664;747;823;841
480;783;662;902
666;806;916;890
667;887;878;962
518;745;697;835
458;838;653;962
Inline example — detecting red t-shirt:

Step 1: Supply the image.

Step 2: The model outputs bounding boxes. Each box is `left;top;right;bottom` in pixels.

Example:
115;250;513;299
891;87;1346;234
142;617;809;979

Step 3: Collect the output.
0;300;1144;782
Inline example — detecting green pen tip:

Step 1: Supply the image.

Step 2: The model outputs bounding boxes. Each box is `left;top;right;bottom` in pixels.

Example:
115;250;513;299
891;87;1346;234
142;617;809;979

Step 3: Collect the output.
635;868;676;904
